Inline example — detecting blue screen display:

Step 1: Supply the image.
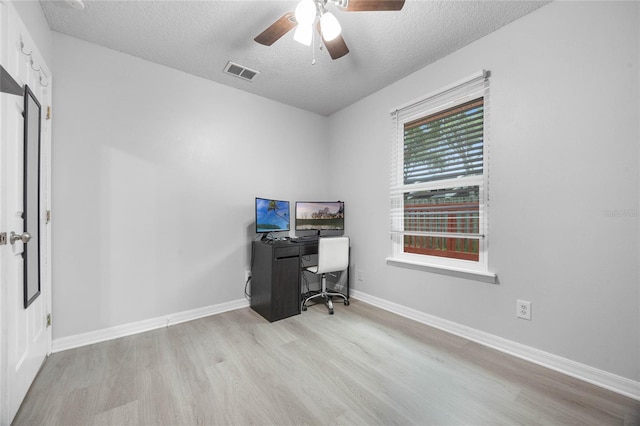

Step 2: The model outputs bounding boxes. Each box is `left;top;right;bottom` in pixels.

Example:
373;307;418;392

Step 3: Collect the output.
255;198;290;233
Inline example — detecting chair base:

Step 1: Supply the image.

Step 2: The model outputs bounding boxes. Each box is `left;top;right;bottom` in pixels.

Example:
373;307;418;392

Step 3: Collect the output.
302;271;350;315
301;290;349;315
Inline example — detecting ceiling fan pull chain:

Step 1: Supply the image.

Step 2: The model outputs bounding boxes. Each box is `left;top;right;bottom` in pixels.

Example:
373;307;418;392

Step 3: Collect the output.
311;27;317;65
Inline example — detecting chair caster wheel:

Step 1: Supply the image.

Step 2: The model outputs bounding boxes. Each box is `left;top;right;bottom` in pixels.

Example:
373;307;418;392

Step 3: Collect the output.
344;299;350;306
302;305;307;311
329;309;334;315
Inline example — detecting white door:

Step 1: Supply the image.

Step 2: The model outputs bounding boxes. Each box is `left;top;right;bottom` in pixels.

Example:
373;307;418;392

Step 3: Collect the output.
0;2;52;424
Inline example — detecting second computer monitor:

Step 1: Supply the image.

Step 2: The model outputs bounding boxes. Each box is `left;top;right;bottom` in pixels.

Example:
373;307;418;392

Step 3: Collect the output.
295;201;344;232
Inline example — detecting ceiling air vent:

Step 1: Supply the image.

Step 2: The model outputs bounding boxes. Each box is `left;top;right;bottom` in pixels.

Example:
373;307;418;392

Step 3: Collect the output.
224;61;260;82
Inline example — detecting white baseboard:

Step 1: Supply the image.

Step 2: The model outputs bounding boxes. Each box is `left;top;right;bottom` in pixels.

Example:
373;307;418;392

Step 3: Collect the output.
351;290;640;402
52;298;250;353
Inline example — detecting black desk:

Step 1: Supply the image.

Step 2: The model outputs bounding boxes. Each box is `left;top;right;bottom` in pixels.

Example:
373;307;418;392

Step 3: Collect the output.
250;238;349;322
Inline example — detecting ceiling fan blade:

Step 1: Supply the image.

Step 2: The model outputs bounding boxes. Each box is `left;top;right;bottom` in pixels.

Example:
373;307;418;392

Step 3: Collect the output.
342;0;405;11
315;22;349;60
323;34;350;60
254;12;296;46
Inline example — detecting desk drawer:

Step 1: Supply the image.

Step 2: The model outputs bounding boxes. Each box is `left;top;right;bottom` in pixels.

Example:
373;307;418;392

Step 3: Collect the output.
274;246;299;259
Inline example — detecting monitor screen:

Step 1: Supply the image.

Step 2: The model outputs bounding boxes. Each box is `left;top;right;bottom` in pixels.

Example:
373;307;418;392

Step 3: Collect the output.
295;201;344;231
255;198;290;233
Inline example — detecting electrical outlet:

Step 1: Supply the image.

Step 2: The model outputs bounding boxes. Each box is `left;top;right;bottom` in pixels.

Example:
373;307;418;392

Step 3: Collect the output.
517;300;531;320
357;269;364;282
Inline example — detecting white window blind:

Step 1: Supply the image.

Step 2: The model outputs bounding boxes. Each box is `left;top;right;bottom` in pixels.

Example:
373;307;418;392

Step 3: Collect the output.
390;71;489;269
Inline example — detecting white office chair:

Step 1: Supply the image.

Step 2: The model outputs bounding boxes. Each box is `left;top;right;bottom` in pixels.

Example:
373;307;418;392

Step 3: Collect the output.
301;236;350;315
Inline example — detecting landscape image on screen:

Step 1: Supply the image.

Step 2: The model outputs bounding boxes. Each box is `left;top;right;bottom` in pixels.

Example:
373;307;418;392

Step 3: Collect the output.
256;198;290;233
296;202;344;230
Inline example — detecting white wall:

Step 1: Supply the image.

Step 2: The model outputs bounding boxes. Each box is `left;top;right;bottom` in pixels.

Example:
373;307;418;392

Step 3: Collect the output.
51;33;331;339
329;1;639;382
12;0;52;65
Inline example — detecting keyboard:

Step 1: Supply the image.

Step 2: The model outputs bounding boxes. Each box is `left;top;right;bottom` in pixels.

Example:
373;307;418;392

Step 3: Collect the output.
293;236;319;242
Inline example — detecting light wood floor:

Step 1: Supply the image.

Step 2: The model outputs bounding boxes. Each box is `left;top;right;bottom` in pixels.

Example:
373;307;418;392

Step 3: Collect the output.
13;300;640;425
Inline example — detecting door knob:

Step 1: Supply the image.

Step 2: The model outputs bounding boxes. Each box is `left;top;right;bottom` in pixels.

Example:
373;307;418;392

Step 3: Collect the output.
10;231;31;244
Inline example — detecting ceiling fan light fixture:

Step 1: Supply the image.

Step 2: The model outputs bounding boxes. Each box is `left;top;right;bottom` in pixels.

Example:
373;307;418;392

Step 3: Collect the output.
294;0;316;26
254;0;406;60
320;12;341;41
293;24;313;46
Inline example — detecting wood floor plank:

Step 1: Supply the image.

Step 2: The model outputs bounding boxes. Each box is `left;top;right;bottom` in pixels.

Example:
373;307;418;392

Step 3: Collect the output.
12;300;640;425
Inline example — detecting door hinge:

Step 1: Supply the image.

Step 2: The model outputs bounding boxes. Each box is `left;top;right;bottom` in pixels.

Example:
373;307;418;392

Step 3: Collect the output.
46;210;51;224
0;232;6;245
46;314;51;327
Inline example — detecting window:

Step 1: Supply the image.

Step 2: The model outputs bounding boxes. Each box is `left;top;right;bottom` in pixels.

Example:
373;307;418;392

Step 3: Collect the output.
390;71;491;275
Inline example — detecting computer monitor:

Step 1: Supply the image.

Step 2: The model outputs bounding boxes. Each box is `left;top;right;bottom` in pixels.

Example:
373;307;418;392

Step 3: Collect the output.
255;197;290;234
295;201;344;232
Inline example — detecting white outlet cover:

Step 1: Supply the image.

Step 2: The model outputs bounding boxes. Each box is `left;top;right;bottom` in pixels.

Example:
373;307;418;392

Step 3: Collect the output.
517;300;532;320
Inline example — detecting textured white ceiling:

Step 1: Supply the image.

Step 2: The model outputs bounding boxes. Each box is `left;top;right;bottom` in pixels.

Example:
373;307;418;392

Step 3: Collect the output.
39;0;549;116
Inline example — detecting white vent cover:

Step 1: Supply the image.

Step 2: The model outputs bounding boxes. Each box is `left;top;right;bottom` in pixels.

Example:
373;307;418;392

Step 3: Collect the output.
224;61;260;82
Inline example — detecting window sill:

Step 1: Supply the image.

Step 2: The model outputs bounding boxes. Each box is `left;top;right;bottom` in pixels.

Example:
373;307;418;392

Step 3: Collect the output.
386;257;497;284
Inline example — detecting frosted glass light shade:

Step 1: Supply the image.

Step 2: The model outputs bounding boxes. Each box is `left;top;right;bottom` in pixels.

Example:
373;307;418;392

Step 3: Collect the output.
294;24;313;46
320;12;341;41
295;0;316;25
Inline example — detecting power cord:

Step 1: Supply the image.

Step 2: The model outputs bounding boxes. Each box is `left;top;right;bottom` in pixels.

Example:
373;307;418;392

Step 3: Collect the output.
246;241;256;300
244;275;251;300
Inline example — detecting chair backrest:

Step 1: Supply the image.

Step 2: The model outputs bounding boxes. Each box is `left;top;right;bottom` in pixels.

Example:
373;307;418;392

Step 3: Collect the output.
316;237;350;274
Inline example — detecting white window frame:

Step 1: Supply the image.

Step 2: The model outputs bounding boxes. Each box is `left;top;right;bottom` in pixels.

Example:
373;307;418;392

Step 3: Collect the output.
387;70;496;282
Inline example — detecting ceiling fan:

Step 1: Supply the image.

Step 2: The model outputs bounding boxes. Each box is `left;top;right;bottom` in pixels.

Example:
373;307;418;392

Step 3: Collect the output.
254;0;406;60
